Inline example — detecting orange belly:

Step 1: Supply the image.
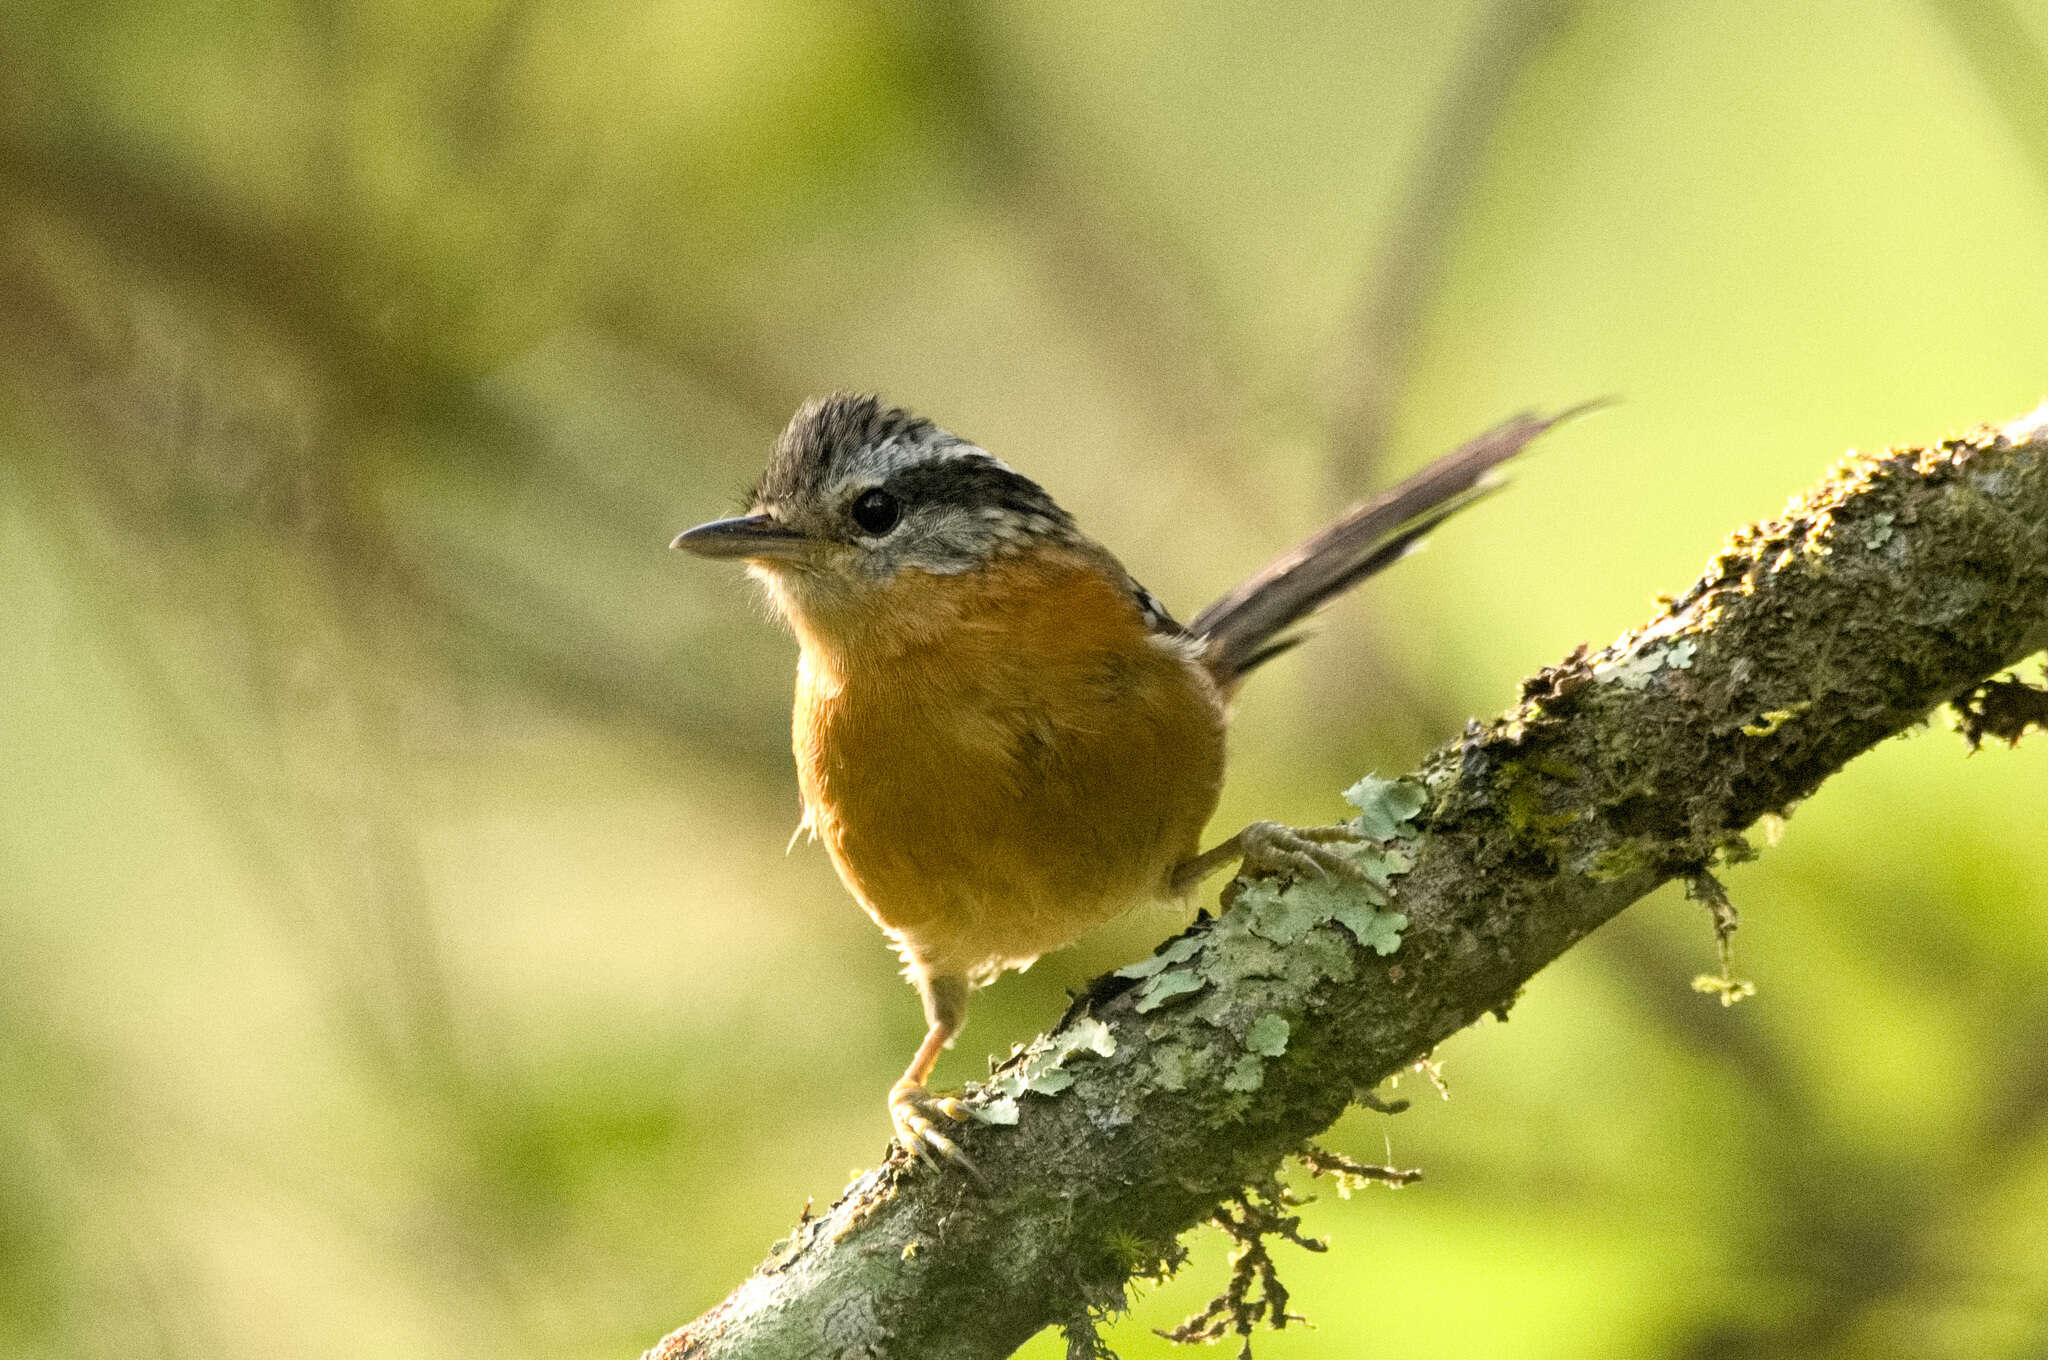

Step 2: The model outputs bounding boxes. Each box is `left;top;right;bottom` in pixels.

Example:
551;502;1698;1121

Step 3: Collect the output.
791;552;1227;984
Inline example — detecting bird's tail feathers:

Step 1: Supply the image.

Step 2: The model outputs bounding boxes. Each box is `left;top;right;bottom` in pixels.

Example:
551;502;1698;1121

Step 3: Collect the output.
1188;402;1605;690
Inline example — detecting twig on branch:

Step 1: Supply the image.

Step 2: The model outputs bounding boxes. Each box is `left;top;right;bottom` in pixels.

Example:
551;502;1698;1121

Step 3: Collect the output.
1952;663;2048;750
649;407;2048;1360
1684;871;1755;1006
1295;1141;1423;1195
1157;1181;1322;1357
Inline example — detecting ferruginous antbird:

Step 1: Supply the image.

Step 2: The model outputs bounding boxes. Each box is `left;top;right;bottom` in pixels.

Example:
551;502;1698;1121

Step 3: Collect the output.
674;393;1577;1167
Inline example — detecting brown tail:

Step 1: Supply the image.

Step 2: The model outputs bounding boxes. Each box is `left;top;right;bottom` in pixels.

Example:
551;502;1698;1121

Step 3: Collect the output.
1189;403;1604;690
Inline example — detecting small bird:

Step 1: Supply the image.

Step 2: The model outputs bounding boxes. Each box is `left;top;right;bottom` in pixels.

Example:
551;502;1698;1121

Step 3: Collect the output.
674;393;1573;1167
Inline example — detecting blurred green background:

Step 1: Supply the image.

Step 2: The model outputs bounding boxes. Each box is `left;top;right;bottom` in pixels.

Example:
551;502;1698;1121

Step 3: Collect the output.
4;2;2048;1357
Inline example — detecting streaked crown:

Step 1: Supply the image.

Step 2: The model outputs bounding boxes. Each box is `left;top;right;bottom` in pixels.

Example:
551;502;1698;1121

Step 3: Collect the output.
741;392;1078;579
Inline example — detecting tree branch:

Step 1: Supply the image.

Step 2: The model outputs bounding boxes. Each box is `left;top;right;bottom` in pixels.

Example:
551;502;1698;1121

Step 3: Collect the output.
649;408;2048;1360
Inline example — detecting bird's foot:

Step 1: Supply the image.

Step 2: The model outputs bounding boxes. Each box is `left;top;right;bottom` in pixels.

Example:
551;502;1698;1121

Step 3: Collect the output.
1237;820;1366;882
889;1079;980;1179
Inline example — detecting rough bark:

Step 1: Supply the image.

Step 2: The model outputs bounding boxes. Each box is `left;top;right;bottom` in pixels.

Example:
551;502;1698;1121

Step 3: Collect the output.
649;407;2048;1360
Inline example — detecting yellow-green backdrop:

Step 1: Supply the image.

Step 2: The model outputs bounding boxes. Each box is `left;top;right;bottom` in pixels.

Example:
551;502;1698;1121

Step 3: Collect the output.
3;3;2046;1357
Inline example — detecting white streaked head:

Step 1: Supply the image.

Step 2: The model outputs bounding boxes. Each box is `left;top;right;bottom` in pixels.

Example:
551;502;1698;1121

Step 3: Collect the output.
674;393;1079;587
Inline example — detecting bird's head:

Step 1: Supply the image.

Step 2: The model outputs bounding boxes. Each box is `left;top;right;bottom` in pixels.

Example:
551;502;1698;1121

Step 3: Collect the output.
673;393;1078;641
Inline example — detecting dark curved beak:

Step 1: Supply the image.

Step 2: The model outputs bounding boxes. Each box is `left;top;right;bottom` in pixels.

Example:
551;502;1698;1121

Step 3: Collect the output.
670;513;811;561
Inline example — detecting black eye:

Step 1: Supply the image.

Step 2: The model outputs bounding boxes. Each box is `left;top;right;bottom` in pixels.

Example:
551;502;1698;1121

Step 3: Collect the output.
850;488;903;536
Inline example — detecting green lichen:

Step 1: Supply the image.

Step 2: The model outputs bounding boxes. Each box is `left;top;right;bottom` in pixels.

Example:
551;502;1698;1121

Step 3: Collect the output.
1285;930;1360;984
1221;1053;1267;1093
1338;839;1415;895
1742;701;1811;737
1243;1013;1290;1057
1027;1068;1075;1096
1244;888;1319;944
1193;928;1300;988
971;1014;1122;1121
993;768;1425;1129
1226;878;1407;969
1113;934;1203;980
1498;760;1581;837
1596;636;1698;690
1331;899;1407;955
1152;1043;1206;1092
1343;774;1429;839
1584;840;1658;883
1079;1018;1117;1054
1135;968;1207;1012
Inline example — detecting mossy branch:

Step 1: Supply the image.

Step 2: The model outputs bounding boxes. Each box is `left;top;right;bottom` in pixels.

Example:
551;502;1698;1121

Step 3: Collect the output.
649;408;2048;1360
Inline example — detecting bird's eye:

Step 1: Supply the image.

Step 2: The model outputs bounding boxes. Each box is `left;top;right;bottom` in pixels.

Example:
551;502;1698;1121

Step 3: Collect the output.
850;488;903;536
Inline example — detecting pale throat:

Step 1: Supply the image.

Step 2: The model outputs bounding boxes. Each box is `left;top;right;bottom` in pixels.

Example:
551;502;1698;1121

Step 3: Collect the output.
752;564;881;685
754;559;960;676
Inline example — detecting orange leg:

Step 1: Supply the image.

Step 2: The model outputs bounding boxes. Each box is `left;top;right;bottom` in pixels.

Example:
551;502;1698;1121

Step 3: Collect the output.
889;973;978;1175
897;1017;955;1090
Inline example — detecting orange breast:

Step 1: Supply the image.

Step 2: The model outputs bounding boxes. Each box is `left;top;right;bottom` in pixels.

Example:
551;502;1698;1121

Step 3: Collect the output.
791;549;1227;984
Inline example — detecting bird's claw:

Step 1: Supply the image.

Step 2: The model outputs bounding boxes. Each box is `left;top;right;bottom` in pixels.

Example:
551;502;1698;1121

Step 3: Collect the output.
890;1080;982;1181
1238;820;1365;882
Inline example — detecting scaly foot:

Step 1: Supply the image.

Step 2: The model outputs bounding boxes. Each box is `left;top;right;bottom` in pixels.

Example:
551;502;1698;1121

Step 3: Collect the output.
1237;820;1366;881
1172;820;1370;896
889;1078;979;1178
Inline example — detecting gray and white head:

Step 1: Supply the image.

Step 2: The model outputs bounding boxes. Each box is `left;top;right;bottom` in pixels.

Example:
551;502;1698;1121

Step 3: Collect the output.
673;393;1078;592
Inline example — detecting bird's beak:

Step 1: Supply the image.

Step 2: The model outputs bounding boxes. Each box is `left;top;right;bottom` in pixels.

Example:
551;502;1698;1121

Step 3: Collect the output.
670;513;812;562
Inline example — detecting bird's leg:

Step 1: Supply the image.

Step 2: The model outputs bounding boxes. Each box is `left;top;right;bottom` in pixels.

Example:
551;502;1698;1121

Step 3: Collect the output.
1170;820;1365;897
889;972;977;1173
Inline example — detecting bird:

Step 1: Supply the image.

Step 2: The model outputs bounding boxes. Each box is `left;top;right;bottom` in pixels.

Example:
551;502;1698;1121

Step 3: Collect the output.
673;392;1577;1169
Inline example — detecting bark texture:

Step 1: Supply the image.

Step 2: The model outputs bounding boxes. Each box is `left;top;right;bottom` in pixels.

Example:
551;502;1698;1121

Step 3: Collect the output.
650;408;2048;1360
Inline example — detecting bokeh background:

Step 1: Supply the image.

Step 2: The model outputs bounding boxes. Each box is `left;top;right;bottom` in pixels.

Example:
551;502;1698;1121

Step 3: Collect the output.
5;2;2048;1357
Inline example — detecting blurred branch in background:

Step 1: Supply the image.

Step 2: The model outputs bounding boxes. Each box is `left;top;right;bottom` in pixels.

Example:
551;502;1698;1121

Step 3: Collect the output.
0;39;799;763
2;6;2046;1359
1;29;690;1345
656;412;2048;1360
0;0;1578;789
8;268;464;1093
1323;0;1577;492
881;0;1263;483
1593;917;2048;1359
0;968;231;1358
1927;0;2048;204
1306;0;1582;753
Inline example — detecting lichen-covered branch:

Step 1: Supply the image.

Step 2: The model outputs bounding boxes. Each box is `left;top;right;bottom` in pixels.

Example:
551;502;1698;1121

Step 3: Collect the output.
649;409;2048;1360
